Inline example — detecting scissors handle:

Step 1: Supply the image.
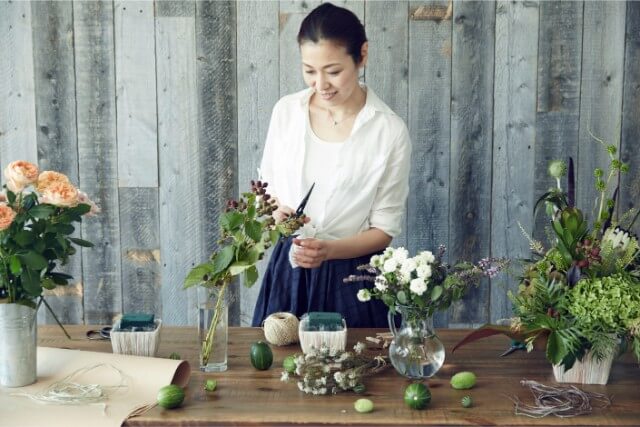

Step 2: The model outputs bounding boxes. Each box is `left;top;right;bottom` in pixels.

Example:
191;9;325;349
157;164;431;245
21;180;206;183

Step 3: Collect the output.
295;183;315;217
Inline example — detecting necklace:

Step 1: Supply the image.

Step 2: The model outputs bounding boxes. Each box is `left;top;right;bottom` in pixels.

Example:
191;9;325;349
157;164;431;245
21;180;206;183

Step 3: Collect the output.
327;108;359;127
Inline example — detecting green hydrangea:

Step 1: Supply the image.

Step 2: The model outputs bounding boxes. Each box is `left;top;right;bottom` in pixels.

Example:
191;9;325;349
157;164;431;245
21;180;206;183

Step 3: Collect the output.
568;275;640;332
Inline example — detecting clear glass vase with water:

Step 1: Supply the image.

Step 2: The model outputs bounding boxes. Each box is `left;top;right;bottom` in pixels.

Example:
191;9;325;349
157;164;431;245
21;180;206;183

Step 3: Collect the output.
387;305;445;379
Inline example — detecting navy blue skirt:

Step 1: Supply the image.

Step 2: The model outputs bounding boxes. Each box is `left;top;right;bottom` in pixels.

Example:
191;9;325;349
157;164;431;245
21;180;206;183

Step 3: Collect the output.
251;236;390;328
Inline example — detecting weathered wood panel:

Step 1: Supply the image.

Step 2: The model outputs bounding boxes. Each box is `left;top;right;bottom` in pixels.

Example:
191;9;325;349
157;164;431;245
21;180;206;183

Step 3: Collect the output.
619;1;640;235
237;0;280;326
156;8;200;326
577;1;626;218
195;0;239;325
490;0;538;323
73;1;122;325
279;0;322;97
366;1;409;250
406;0;451;327
533;0;583;243
0;0;37;164
449;0;495;327
31;0;83;324
114;0;158;188
119;187;161;316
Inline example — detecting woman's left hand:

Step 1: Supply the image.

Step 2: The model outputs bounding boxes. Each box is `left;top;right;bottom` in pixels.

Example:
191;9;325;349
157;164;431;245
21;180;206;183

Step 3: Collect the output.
292;238;332;269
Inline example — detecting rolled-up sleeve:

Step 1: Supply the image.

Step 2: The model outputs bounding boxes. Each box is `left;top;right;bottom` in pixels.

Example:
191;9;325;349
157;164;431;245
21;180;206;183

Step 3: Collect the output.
368;124;412;237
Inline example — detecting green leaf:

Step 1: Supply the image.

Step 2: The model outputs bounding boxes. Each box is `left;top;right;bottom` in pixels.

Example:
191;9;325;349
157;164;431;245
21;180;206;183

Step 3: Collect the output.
247;203;256;220
213;246;235;275
184;263;215;289
54;223;75;235
229;261;251;276
270;230;281;245
18;251;48;270
382;294;395;307
69;237;94;247
14;230;35;247
6;190;16;204
220;212;243;231
69;203;91;216
244;265;259;287
397;290;407;305
546;331;568;365
21;268;42;296
28;204;55;219
9;255;22;275
431;285;443;301
244;248;261;264
245;220;263;243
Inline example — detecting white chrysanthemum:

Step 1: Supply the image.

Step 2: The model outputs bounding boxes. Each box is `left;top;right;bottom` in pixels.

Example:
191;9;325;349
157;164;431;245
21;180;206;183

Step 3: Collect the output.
357;289;371;302
375;276;388;291
370;254;381;267
319;376;327;385
334;371;344;383
318;387;327;395
416;264;432;279
280;371;289;382
383;247;395;258
399;271;412;284
393;247;409;263
418;250;436;264
297;381;304;391
383;258;398;273
353;342;366;354
400;258;417;275
410;278;427;296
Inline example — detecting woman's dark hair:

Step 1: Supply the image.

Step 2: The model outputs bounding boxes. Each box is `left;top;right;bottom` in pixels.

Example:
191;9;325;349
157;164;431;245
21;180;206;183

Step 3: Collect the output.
297;3;367;64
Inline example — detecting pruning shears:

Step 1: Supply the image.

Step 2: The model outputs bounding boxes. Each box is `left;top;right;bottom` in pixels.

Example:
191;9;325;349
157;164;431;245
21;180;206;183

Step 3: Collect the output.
293;183;315;218
500;339;526;357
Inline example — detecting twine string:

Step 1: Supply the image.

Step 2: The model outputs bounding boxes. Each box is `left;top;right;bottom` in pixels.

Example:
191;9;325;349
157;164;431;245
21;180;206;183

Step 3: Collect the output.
263;312;299;346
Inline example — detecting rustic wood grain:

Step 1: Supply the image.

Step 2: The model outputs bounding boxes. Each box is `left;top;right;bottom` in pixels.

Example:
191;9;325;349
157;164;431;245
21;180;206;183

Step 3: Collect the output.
577;1;626;217
73;1;123;325
490;0;538;323
30;0;83;324
237;0;280;326
195;0;239;325
0;0;38;164
533;0;583;243
156;8;200;326
155;1;194;18
279;0;322;97
38;325;640;426
449;0;495;327
366;1;409;251
405;0;451;328
618;1;640;235
119;187;161;316
114;0;158;188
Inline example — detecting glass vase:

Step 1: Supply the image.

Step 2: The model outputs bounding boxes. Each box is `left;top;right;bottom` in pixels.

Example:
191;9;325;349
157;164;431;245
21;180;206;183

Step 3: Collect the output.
387;306;445;379
198;285;228;372
0;303;37;387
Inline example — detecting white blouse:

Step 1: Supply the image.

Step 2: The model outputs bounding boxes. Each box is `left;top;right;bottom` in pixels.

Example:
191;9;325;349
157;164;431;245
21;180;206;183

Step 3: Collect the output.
259;85;411;240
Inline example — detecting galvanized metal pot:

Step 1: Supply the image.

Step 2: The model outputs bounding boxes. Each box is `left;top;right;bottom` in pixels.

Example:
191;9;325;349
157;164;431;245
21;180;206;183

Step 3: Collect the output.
0;303;37;387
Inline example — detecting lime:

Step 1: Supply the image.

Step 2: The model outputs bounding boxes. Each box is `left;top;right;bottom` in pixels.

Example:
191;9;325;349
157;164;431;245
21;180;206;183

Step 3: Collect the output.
354;398;374;413
403;382;431;410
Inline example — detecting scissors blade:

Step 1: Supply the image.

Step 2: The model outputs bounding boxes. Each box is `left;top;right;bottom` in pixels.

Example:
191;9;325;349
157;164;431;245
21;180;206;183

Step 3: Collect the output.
295;183;315;217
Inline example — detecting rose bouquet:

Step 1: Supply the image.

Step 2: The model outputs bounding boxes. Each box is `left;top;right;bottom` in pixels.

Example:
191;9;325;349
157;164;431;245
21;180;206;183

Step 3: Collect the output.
0;161;98;320
454;139;640;382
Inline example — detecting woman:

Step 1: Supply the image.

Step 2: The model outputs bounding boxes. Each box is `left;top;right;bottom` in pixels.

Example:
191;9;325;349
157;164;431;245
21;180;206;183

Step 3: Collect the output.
252;3;411;328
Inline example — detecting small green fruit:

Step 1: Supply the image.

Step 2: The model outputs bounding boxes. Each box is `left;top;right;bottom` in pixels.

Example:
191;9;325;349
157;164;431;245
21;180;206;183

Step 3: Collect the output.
168;352;181;360
450;371;476;390
204;379;217;392
250;341;273;370
354;398;374;413
157;384;185;409
403;383;431;410
461;395;473;408
283;355;297;374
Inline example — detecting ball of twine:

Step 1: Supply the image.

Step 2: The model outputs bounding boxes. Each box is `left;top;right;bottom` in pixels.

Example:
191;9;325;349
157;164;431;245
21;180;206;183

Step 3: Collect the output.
263;312;299;346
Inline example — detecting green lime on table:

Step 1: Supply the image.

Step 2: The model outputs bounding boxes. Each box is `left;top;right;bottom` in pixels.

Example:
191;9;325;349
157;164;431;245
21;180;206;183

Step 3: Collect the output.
403;382;431;410
157;384;185;409
354;398;374;413
204;379;217;392
250;341;273;370
283;354;297;374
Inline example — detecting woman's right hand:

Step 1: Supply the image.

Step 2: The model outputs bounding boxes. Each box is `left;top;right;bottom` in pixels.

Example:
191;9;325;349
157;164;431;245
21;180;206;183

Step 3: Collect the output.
273;203;296;224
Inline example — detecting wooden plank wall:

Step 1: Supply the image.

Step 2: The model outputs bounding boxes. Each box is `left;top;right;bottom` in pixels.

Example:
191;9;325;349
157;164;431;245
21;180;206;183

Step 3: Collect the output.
1;0;639;327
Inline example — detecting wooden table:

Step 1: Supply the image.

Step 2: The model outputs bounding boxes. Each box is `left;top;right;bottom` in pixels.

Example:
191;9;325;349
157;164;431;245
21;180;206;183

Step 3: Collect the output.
38;325;640;426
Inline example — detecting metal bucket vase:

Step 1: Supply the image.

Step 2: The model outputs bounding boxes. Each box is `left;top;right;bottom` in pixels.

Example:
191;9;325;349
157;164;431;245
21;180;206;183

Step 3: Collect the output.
0;304;37;387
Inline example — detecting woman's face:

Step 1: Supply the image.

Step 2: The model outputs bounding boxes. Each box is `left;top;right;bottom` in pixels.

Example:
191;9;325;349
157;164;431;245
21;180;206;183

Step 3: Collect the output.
300;39;365;107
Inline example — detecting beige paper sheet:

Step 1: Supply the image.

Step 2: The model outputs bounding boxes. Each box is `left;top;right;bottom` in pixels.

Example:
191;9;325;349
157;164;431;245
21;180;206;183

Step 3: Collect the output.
0;347;190;427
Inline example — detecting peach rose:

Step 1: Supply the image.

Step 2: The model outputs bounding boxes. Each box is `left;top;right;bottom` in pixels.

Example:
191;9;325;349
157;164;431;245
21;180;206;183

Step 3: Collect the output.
36;170;70;193
3;160;39;193
0;204;16;231
78;190;101;216
40;181;79;208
